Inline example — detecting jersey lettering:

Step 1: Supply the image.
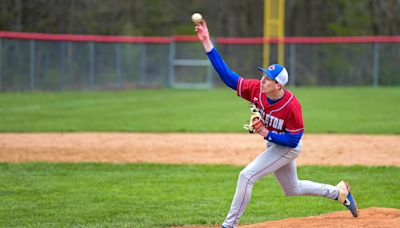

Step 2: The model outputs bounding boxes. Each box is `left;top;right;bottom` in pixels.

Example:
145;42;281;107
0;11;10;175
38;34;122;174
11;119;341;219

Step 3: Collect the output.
265;114;284;130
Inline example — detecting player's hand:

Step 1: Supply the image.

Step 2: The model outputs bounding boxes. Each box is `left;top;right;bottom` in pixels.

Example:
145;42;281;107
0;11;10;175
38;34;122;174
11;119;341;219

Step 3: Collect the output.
195;19;210;42
253;119;268;137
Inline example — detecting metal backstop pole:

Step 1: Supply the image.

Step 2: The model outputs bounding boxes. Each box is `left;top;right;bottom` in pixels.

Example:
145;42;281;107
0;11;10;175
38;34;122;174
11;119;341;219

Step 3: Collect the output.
30;40;36;91
0;39;2;91
88;42;95;89
60;41;65;91
115;43;122;88
372;43;380;87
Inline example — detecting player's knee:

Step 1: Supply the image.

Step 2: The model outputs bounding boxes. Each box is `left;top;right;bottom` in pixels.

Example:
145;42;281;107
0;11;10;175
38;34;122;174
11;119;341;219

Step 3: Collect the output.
238;170;250;181
283;189;296;196
283;185;303;196
238;170;255;185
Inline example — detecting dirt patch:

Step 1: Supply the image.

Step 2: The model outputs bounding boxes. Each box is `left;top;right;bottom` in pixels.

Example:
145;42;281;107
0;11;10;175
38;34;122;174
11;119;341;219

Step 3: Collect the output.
0;133;399;166
1;133;399;227
181;208;400;228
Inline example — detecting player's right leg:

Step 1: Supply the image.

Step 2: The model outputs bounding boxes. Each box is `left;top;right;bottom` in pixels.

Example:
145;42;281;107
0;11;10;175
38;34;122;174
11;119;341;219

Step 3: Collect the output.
222;143;299;228
274;160;359;217
274;160;339;199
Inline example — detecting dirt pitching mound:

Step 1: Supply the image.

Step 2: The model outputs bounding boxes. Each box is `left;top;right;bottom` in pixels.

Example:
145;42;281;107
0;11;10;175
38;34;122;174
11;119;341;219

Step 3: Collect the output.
242;207;400;228
182;208;400;228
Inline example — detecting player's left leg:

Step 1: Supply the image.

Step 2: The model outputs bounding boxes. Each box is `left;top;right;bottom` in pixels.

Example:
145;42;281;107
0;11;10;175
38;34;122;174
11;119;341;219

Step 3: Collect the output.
274;160;339;199
274;160;359;217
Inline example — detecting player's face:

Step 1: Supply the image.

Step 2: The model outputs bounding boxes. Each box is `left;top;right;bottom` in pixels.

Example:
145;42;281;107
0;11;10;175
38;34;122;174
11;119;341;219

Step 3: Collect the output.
260;74;280;93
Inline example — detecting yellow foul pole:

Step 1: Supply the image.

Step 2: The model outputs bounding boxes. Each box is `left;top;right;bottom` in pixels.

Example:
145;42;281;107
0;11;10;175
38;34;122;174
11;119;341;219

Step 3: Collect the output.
263;0;285;68
263;0;270;68
278;0;285;66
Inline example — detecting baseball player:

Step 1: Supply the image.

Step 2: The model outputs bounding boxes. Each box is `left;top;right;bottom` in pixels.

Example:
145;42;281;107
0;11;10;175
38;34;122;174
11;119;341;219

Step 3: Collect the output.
194;20;359;228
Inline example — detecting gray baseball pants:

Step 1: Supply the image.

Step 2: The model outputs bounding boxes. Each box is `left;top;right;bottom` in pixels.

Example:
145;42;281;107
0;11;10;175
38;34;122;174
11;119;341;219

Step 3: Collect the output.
222;141;340;228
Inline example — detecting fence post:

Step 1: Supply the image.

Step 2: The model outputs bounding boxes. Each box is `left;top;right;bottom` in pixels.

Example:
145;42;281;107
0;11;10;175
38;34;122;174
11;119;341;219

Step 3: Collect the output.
206;56;213;89
88;42;95;89
0;38;2;91
372;43;380;87
115;43;122;88
60;41;65;91
168;40;175;88
289;43;296;87
30;40;36;91
140;44;147;86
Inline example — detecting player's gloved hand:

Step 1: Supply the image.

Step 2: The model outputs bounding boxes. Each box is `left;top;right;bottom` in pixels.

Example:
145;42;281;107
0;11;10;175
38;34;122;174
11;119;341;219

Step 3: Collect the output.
253;119;269;137
243;103;265;134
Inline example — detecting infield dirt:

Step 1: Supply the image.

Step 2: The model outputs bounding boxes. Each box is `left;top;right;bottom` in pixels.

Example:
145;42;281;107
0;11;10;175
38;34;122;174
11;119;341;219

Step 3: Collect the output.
1;133;399;166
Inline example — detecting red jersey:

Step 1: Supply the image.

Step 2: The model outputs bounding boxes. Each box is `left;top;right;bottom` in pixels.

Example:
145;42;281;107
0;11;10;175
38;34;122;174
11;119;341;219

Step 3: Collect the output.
237;78;304;134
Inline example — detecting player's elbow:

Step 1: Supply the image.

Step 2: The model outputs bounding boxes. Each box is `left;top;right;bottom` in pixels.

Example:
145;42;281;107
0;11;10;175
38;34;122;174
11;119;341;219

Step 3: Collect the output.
287;132;303;148
287;137;300;148
287;140;299;148
266;132;302;148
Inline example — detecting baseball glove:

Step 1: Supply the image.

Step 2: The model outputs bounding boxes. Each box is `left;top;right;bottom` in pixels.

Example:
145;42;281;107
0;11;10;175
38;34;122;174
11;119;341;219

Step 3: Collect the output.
243;103;265;133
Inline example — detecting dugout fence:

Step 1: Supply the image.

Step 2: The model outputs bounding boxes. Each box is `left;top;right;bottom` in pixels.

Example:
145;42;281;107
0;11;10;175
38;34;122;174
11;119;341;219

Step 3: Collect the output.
0;31;399;92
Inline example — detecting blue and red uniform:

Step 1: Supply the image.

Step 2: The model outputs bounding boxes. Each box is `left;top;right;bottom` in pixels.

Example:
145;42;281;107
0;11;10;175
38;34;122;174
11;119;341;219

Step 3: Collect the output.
204;47;358;228
207;48;303;148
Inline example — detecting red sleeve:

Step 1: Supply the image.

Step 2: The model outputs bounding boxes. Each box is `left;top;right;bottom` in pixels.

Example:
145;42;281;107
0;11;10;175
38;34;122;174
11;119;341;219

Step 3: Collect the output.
285;103;304;134
236;78;260;102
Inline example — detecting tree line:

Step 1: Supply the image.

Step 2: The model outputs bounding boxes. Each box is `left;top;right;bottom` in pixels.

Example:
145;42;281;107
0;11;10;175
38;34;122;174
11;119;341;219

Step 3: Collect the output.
1;0;399;37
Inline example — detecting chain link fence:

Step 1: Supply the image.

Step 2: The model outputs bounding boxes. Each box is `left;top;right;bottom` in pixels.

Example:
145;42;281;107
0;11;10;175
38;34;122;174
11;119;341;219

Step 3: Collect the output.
0;32;399;92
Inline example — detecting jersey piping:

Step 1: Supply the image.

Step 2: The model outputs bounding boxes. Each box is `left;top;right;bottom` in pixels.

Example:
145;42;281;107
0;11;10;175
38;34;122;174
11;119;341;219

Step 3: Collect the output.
238;78;243;98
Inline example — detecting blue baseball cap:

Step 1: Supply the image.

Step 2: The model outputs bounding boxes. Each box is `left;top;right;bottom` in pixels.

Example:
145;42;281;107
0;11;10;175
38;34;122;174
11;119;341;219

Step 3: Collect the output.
257;64;289;86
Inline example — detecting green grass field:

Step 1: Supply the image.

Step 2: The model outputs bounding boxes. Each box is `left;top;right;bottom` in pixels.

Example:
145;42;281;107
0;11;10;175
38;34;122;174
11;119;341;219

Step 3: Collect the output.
1;87;399;227
0;163;399;228
0;87;399;133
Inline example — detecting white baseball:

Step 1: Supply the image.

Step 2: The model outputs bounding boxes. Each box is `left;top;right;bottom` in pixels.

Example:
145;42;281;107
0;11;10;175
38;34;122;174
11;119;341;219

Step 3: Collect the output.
191;13;203;24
